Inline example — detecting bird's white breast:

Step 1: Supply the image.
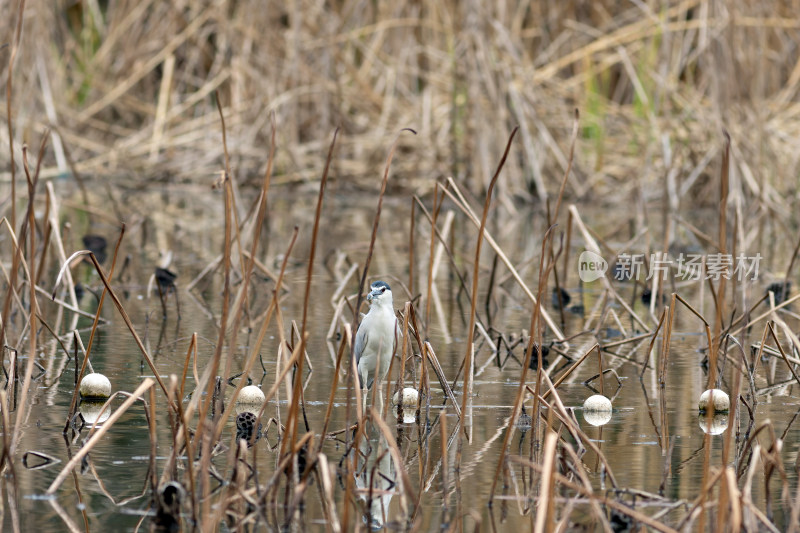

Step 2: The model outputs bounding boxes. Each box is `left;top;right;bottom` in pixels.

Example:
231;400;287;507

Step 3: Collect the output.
363;305;396;354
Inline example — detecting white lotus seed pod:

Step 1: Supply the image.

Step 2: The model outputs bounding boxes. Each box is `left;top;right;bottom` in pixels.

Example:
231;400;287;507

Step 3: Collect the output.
698;389;730;413
79;373;111;399
582;395;612;426
392;387;419;408
235;385;265;414
583;394;612;413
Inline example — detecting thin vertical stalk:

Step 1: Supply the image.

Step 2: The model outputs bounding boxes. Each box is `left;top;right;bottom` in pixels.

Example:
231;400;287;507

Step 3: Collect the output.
458;127;518;439
289;128;339;450
198;92;235;526
11;135;48;455
489;223;557;501
409;198;416;297
6;0;26;234
424;184;442;331
62;225;125;433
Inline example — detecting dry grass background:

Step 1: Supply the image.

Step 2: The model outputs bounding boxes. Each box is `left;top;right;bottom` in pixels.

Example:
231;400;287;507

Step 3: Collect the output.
2;0;799;204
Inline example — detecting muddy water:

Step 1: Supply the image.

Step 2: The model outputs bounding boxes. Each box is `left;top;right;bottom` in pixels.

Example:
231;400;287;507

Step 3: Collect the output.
10;184;800;530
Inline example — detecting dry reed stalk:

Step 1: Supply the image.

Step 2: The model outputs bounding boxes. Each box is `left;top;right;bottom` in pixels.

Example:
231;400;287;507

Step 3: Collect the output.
640;308;666;380
509;454;678;533
5;0;25;233
423;342;460;419
558;441;614;532
489;226;556;502
33;188;52;288
439;407;450;525
405;304;430;424
315;453;342;533
546;109;579;319
352;128;417;328
147;384;158;496
61;225;125;433
424;184;443;331
179;333;197;400
659;299;675;388
417;205;457;343
489;222;557;503
442;178;566;341
10;137;48;458
287;127;338;453
216;116;276;405
708;133;730;392
536;343;599;401
408;197;415;297
0;391;15;489
534;430;558;533
458;127;518;441
195;95;238;528
733;292;800;335
765;322;800;388
158;375;197;525
47;498;81;533
396;301;411;420
173;382;198;524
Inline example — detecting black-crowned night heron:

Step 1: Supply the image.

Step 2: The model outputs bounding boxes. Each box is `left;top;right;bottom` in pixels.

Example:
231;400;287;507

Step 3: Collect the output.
355;280;399;392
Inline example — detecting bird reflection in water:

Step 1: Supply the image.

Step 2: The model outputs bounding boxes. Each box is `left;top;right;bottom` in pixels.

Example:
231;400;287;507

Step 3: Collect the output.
353;420;397;530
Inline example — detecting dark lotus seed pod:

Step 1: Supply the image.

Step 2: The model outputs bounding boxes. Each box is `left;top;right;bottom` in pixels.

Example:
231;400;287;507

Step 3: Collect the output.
235;411;262;446
766;281;791;305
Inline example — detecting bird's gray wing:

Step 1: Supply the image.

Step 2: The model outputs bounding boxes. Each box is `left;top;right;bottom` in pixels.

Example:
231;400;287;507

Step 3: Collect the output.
354;319;368;364
354;319;369;388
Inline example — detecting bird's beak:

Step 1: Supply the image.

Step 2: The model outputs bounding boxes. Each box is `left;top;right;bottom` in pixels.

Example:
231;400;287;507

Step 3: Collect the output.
367;291;375;302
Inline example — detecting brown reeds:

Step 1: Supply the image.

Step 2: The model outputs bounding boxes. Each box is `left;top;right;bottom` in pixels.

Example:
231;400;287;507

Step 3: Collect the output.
6;4;800;528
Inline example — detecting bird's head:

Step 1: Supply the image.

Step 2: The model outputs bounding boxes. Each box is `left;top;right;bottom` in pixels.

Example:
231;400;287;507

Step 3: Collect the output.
366;280;393;304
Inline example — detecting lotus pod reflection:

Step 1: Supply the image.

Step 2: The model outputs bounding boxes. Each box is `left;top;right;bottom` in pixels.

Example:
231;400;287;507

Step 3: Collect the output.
698;413;729;435
79;400;111;426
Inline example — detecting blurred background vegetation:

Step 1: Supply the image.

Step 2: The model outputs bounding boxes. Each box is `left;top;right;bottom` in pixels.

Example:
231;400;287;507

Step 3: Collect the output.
1;0;799;205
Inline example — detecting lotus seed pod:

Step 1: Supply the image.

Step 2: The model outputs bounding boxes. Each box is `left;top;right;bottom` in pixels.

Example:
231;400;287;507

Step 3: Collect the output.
79;373;111;399
698;389;730;413
392;387;419;408
235;385;265;414
235;411;262;446
582;394;612;426
583;394;612;413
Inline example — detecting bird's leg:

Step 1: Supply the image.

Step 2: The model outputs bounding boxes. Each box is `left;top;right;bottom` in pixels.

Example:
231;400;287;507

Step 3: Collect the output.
360;386;368;418
376;387;385;415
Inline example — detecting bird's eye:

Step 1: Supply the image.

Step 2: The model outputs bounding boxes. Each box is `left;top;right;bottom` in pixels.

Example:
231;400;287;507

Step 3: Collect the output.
381;288;385;293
